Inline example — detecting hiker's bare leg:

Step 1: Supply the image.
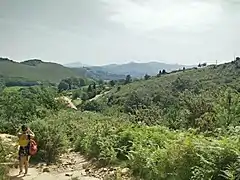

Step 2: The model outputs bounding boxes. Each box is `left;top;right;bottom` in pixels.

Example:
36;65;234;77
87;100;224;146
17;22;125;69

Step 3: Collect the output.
28;156;31;162
23;156;29;175
19;157;24;174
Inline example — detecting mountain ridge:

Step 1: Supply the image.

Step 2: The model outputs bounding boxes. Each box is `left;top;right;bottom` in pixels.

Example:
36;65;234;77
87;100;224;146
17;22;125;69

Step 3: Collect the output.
88;61;193;77
0;57;126;83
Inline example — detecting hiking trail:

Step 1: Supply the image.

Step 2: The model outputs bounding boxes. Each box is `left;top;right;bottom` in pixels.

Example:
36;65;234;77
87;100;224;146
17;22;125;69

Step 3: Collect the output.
0;134;101;180
8;152;100;180
89;91;110;102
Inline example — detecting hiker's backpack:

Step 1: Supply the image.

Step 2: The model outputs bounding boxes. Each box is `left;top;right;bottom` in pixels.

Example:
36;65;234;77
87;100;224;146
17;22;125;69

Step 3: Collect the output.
28;135;38;156
29;139;38;156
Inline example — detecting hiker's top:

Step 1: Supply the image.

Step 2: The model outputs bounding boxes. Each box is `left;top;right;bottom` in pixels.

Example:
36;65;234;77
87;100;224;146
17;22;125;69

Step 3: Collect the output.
18;133;30;147
17;127;35;147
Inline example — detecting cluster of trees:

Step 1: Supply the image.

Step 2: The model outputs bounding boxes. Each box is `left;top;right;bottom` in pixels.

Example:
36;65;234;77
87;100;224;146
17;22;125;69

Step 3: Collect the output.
58;77;87;92
198;62;207;67
0;76;42;89
0;86;64;134
5;80;40;87
108;75;133;87
157;69;167;76
71;81;106;102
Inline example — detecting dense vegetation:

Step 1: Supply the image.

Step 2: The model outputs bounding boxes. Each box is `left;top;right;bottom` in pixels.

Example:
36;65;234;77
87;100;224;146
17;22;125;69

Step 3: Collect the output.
98;58;240;131
1;58;240;179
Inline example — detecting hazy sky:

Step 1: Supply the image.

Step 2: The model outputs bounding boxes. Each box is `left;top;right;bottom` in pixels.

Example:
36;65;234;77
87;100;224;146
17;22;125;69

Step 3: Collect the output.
0;0;239;66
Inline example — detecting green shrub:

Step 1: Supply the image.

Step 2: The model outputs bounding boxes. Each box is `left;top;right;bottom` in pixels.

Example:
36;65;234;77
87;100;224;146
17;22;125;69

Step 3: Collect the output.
71;111;240;180
0;86;64;135
29;119;68;164
81;101;103;112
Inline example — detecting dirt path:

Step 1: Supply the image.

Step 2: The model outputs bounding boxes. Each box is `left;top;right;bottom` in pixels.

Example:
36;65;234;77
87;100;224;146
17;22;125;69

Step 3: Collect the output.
1;134;99;179
56;96;78;110
89;91;110;102
8;152;100;180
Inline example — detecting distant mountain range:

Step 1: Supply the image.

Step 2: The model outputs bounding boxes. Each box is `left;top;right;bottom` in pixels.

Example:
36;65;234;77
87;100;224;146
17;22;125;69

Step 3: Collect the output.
0;58;125;83
66;61;192;78
64;62;89;68
0;57;194;84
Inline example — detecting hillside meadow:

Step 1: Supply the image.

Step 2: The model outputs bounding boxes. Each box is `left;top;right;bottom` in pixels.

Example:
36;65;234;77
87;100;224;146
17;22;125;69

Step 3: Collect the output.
1;58;240;179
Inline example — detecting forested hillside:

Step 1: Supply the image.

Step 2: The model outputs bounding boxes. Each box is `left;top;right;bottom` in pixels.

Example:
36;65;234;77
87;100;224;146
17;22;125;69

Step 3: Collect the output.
97;58;240;130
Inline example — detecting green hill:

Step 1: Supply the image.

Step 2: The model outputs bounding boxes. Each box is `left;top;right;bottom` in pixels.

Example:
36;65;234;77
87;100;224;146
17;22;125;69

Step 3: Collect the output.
97;58;240;130
0;58;127;84
0;58;86;83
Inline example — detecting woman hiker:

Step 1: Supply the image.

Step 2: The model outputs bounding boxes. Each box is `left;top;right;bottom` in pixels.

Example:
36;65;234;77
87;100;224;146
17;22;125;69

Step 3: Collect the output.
17;125;35;175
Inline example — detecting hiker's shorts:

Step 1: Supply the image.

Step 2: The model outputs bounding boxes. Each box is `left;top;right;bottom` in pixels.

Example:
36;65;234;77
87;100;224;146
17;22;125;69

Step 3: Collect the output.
18;146;29;160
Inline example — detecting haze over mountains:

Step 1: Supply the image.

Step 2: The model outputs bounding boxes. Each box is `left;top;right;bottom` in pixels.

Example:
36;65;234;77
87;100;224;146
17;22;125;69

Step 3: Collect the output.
65;61;192;78
0;56;195;83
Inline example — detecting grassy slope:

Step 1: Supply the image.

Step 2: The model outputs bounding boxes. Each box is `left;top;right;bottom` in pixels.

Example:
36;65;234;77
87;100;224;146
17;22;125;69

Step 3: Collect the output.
0;59;86;83
101;60;240;106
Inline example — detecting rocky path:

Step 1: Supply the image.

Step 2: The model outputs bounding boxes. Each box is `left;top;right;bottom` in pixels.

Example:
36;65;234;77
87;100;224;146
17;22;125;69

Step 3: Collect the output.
2;131;130;180
8;152;100;180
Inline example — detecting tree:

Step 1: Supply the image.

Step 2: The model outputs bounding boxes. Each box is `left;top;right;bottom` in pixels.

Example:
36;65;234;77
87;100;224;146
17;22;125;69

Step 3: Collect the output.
79;78;86;87
63;78;73;89
109;80;115;87
157;70;162;77
144;74;151;80
81;101;103;112
87;84;92;92
117;86;121;91
58;80;69;92
0;91;36;133
0;87;63;134
71;77;80;88
125;75;132;84
202;63;207;67
72;90;81;100
162;69;166;74
236;57;240;61
93;82;96;89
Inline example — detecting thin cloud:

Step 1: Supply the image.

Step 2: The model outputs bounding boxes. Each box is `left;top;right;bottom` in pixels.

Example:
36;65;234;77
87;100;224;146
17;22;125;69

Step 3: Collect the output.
0;0;239;65
102;0;223;33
